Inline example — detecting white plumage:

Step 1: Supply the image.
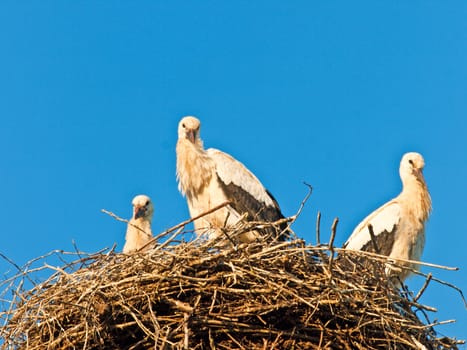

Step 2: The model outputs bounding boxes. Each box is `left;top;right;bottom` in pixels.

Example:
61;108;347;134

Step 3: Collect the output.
123;195;154;253
176;116;287;242
344;152;432;282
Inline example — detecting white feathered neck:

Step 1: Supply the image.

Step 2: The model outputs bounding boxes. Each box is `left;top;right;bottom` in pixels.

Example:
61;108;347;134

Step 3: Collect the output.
176;137;215;199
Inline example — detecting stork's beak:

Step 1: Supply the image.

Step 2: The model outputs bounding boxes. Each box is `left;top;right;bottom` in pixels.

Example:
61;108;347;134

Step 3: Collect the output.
186;129;196;144
413;168;425;183
134;206;146;219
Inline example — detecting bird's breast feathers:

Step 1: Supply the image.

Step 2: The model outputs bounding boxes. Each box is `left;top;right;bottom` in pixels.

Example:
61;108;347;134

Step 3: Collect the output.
176;140;215;196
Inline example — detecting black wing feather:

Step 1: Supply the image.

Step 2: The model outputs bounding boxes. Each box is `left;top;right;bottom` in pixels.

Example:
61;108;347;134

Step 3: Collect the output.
216;175;288;240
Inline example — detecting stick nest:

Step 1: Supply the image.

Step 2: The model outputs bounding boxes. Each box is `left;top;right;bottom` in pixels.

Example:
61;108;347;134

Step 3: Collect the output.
0;221;463;349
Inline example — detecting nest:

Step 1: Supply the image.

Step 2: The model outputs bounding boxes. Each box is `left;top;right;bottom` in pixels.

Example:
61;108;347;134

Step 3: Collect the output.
0;217;464;349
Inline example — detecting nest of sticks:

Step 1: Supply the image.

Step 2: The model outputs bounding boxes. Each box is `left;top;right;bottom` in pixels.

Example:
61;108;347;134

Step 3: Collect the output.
0;209;464;349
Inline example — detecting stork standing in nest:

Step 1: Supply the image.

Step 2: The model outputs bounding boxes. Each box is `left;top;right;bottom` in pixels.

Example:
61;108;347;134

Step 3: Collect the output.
344;152;432;282
176;116;287;243
123;195;154;253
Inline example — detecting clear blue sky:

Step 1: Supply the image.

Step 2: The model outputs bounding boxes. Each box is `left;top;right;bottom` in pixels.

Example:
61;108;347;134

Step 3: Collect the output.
1;1;466;342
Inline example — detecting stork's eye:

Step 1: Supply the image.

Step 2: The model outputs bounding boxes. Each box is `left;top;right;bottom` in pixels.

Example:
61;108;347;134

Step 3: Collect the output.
408;159;414;166
182;123;186;128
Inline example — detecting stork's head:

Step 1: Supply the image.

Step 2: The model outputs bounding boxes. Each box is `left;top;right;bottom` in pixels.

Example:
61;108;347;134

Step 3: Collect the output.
178;116;201;144
132;194;154;221
400;152;426;184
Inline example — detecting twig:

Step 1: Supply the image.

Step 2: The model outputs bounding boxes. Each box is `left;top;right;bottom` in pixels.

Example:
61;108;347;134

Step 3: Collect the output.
337;247;459;271
152;201;232;242
0;253;37;288
327;217;339;273
71;240;83;260
101;208;151;238
367;224;380;254
413;271;467;310
219;212;241;247
414;273;432;302
290;183;313;222
316;212;321;246
151;227;185;252
101;208;130;224
329;218;338;250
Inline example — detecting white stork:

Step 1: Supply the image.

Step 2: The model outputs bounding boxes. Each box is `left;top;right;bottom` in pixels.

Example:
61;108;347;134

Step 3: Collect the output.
344;152;432;282
176;116;287;242
123;195;154;253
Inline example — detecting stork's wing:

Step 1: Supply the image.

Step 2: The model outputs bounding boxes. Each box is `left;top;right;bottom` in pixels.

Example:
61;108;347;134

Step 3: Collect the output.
206;148;284;224
344;200;401;255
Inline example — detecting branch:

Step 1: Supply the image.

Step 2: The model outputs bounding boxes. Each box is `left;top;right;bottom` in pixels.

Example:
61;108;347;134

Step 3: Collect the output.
316;211;321;246
139;201;233;251
367;224;380;254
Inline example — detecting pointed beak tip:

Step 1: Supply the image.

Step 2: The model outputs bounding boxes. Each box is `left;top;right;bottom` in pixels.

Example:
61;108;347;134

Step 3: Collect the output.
134;207;146;219
186;130;196;144
414;168;425;182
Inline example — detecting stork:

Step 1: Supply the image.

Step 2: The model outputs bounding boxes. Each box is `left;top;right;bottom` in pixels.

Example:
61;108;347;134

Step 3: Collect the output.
176;116;287;242
123;194;154;253
344;152;432;282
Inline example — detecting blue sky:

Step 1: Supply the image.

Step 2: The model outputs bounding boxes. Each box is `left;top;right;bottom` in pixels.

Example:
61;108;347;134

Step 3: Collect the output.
1;1;466;342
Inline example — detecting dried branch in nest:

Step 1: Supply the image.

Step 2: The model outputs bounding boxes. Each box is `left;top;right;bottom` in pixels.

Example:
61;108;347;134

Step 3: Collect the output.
0;211;464;349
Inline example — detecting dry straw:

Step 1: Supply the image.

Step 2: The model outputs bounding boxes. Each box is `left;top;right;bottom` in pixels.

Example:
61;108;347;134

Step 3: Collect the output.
0;201;465;349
